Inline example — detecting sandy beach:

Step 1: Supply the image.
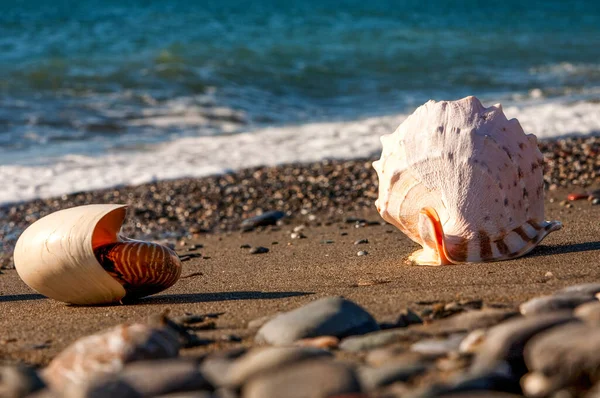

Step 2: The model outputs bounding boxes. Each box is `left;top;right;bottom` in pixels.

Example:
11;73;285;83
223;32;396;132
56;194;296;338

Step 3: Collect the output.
1;179;599;367
0;140;599;396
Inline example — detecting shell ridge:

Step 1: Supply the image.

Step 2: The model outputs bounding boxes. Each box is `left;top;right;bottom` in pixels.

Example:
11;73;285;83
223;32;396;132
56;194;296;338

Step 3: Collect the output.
373;96;561;265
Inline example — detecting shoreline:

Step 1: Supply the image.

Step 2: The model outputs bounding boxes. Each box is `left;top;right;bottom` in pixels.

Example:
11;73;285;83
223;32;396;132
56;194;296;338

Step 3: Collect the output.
0;133;599;270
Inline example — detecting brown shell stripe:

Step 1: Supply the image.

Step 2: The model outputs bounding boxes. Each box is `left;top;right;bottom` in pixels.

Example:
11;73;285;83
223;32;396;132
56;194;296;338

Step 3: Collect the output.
94;241;182;300
478;230;493;261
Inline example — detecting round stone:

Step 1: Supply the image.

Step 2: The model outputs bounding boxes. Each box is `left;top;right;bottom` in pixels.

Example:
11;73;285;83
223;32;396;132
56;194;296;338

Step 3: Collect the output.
242;360;361;398
256;297;379;345
225;346;332;387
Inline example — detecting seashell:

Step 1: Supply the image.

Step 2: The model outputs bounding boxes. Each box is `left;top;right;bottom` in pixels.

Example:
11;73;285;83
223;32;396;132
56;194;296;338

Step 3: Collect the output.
42;322;180;391
13;204;182;304
373;96;562;265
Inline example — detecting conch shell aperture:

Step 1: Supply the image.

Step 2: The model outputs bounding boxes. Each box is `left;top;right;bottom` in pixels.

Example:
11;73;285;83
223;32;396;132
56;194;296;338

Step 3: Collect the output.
13;204;182;304
373;96;562;265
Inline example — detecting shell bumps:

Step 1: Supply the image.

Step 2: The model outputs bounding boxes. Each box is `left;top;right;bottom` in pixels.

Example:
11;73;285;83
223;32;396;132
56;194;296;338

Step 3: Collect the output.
373;96;562;265
13;204;182;304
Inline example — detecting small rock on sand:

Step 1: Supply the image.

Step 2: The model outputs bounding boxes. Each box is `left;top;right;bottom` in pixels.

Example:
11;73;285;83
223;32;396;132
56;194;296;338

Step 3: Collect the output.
255;297;379;345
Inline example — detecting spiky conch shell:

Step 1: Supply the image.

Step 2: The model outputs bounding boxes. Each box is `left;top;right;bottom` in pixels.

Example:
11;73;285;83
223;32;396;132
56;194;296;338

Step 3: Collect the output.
13;204;182;304
373;96;562;265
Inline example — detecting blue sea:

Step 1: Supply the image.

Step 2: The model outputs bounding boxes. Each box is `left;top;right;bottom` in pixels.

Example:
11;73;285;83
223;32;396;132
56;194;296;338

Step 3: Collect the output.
1;0;600;203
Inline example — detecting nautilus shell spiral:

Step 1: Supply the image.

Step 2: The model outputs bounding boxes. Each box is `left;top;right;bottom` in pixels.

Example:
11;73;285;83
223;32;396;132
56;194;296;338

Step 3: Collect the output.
13;204;182;304
373;96;562;265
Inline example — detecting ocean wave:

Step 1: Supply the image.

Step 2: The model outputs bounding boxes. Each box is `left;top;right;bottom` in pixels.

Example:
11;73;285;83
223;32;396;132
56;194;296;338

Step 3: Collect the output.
1;98;600;205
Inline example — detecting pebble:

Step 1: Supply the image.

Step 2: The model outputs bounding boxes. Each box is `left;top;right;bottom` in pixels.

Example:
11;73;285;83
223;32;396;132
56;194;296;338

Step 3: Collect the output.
340;328;428;352
358;362;427;391
248;246;269;254
225;346;332;387
98;359;210;397
0;365;46;398
519;293;596;315
410;334;466;356
240;211;286;232
558;282;600;296
357;250;368;256
290;232;306;239
242;360;361;398
522;322;600;396
354;239;369;245
574;300;600;323
470;312;578;376
239;244;251;249
255;296;379;345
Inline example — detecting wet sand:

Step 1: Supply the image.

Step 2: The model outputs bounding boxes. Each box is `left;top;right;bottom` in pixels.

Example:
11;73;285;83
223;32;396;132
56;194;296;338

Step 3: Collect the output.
1;187;599;367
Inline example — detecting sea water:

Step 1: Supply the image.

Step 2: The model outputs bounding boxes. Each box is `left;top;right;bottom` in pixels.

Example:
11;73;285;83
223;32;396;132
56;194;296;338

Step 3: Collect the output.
1;0;600;204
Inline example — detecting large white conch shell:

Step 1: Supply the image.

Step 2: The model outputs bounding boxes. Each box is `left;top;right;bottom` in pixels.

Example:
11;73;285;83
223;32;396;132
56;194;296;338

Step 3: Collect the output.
373;96;562;265
14;204;182;304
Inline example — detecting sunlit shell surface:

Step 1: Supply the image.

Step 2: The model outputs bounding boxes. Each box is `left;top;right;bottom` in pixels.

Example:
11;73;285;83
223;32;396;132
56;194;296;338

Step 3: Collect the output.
42;323;180;391
13;204;182;304
373;96;562;265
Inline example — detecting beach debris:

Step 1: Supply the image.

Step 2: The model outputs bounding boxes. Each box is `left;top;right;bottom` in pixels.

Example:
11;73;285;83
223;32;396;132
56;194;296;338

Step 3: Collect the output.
12;204;182;305
42;321;181;391
180;271;203;279
290;231;307;239
178;252;202;262
240;210;286;232
255;296;379;345
373;96;562;265
357;250;368;256
354;238;369;245
567;192;588;201
240;244;251;249
249;246;269;254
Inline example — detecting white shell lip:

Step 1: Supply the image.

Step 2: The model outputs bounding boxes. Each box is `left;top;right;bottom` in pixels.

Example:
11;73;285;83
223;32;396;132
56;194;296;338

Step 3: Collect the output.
14;204;129;305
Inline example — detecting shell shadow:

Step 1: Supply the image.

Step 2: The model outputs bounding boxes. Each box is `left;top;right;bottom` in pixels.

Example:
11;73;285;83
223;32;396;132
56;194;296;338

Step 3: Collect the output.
131;290;314;305
526;241;600;258
0;293;46;302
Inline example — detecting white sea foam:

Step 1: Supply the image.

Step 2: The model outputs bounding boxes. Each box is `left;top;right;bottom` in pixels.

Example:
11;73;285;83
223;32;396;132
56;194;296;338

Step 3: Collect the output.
1;98;600;205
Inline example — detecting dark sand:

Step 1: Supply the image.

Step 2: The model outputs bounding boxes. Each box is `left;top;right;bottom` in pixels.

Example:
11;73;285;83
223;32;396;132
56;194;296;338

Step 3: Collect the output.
1;187;599;367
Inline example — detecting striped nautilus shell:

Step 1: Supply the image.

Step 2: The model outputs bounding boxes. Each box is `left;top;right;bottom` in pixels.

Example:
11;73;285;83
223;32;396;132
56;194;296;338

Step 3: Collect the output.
13;204;182;304
373;96;562;265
